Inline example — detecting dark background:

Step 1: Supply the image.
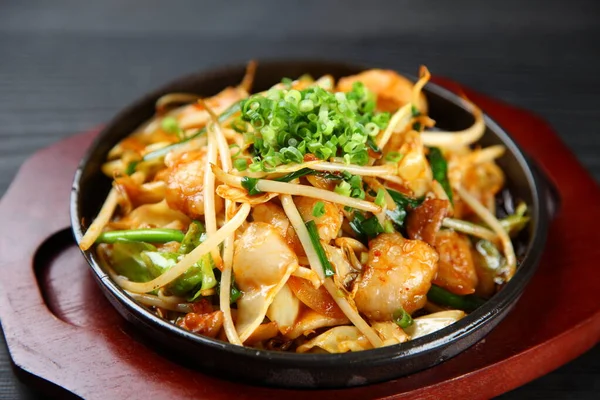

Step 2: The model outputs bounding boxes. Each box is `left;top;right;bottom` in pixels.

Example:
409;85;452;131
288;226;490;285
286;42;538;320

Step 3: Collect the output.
1;0;598;398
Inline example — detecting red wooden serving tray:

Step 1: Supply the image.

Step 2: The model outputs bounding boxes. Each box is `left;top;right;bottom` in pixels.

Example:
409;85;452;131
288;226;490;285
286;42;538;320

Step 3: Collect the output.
0;78;599;400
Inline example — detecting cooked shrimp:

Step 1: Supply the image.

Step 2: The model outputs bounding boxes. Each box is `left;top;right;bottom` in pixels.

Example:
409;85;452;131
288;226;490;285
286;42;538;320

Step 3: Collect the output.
157;149;223;219
354;233;438;320
294;197;342;243
384;130;433;197
252;203;302;253
178;310;224;338
337;69;427;113
406;198;451;246
434;231;478;295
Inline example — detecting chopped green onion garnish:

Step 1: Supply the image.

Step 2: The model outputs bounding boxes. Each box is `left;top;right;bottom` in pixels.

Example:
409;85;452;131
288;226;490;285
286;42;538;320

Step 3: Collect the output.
229;143;242;158
385;151;403;162
360;216;385;239
334;181;352;197
237;81;390;172
312;201;326;218
349;213;384;242
385;188;424;229
179;221;206;255
366;136;381;153
393;307;414;328
233;158;248;171
161;116;180;134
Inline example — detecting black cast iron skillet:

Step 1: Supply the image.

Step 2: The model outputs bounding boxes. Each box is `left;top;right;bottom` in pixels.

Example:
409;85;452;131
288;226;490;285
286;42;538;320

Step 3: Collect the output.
70;60;556;388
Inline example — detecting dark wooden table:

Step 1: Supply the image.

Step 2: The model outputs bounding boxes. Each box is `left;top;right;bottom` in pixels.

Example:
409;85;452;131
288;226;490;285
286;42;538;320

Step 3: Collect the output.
1;0;598;398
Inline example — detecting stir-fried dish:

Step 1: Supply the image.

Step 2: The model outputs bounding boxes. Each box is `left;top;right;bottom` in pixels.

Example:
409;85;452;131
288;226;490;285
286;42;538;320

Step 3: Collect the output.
80;63;530;353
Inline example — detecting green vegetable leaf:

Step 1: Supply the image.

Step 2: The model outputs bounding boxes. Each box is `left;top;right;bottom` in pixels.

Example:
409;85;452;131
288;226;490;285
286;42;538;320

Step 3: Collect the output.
427;147;453;204
111;240;157;283
385;189;424;229
179;221;206;255
161;116;180;134
385;151;403;162
349;212;384;242
214;269;243;303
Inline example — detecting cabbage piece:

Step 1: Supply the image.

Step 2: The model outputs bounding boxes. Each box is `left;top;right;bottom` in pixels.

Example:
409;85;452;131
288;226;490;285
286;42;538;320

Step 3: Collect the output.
404;310;465;339
266;283;301;335
296;326;371;353
233;222;299;342
111;240;156;282
284;309;349;340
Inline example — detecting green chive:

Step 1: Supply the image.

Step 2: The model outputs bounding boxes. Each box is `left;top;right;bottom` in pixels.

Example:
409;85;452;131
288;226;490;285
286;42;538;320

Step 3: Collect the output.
241;177;262;195
274;168;314;182
96;228;185;244
125;161;138;175
427;147;453;204
305;220;335;277
427;285;486;312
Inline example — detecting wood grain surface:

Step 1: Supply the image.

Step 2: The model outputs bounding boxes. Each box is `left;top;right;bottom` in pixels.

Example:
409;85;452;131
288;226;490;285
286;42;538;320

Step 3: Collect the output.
0;0;599;398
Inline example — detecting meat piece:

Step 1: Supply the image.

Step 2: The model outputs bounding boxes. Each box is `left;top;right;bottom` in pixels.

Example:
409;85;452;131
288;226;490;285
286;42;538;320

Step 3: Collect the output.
406;198;450;246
